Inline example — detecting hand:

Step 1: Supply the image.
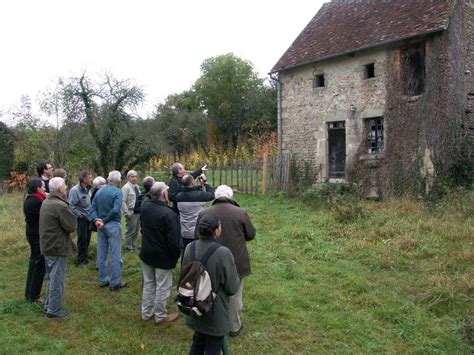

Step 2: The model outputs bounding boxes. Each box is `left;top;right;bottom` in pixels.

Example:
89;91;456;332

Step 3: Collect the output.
95;219;104;229
199;174;207;185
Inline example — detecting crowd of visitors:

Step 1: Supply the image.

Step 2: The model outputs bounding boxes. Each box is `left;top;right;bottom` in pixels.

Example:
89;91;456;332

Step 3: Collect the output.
22;160;256;354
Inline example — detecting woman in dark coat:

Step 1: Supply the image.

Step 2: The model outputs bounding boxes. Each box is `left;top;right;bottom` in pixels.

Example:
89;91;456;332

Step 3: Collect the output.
23;177;47;302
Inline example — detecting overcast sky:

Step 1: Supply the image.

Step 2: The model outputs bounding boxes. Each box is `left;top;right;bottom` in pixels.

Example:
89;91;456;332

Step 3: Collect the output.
0;0;326;120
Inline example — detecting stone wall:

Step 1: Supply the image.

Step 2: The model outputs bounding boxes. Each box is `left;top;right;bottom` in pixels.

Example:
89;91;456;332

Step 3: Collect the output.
279;48;388;182
279;0;473;195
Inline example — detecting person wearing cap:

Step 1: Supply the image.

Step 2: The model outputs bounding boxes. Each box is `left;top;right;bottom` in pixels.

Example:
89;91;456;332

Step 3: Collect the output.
139;181;181;325
184;214;240;354
195;185;256;337
168;162;207;214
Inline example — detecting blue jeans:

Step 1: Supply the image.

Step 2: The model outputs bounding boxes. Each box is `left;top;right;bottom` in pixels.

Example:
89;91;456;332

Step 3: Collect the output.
97;221;122;287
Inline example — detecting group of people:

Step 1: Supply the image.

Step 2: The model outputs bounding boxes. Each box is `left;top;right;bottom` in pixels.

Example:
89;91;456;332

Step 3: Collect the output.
23;160;256;354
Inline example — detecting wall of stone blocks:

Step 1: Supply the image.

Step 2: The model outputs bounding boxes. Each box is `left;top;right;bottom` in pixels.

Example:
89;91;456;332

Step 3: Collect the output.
279;48;387;182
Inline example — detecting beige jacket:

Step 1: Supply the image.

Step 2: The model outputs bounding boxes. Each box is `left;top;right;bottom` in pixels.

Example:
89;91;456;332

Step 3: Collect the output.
122;182;139;216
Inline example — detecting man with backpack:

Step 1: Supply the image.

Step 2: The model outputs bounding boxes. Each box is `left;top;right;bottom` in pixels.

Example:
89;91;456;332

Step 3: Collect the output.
181;214;239;354
139;181;181;325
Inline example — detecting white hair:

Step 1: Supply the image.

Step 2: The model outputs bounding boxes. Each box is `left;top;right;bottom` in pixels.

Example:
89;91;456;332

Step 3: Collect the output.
107;170;122;183
49;177;66;193
215;185;233;200
127;170;138;179
92;176;107;188
149;181;168;200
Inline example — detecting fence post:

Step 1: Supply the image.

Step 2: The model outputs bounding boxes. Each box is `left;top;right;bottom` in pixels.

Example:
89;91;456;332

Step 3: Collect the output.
262;153;268;194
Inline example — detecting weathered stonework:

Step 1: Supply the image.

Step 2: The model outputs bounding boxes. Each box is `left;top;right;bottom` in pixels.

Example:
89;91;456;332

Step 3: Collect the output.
278;0;473;196
280;48;387;183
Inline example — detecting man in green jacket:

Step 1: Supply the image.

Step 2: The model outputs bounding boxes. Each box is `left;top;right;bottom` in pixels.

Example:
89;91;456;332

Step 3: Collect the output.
39;177;77;319
183;214;239;354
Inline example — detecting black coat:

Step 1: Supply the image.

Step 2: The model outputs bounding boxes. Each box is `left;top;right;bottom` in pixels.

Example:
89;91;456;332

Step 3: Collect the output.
139;199;181;269
23;195;44;238
168;167;203;212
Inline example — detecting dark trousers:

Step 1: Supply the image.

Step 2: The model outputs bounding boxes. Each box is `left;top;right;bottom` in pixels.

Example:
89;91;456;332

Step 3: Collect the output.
76;218;92;264
190;332;224;355
25;234;45;301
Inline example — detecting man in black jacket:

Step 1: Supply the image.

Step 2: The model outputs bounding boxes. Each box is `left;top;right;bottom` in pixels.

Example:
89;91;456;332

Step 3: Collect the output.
168;162;206;213
139;181;181;325
175;174;215;252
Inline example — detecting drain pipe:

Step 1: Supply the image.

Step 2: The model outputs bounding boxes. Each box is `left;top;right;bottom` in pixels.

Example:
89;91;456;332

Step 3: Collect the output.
269;72;283;158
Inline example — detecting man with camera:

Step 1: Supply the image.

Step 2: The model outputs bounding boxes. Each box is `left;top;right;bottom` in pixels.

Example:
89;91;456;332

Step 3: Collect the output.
174;174;215;252
168;162;207;214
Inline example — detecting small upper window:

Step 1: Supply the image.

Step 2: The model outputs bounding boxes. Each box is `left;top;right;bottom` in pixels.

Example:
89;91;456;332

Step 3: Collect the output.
364;63;375;79
313;74;325;88
367;117;384;154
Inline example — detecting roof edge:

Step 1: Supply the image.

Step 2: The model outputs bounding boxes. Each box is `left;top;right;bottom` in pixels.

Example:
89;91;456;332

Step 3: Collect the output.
269;26;447;75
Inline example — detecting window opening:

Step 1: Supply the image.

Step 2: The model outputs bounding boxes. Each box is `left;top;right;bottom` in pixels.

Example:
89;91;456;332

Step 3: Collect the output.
364;63;375;79
313;74;325;88
403;44;425;96
367;117;384;154
328;121;345;129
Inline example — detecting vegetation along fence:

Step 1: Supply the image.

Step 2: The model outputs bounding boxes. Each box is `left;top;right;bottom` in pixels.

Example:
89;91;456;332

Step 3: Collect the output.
145;153;291;194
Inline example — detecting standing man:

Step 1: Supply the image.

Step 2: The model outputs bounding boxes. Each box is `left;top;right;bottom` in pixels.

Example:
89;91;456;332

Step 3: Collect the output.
90;171;127;291
184;215;240;354
39;177;77;319
68;171;92;267
168;162;207;213
195;185;256;337
37;161;53;193
140;182;181;324
176;174;215;252
122;170;140;252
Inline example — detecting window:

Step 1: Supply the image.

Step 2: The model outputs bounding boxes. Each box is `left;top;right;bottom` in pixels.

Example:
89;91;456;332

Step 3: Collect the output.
402;44;425;96
364;63;375;79
367;117;384;154
313;74;325;88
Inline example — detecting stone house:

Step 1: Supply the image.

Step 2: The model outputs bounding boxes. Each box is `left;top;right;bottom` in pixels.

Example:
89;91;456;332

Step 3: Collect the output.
271;0;473;197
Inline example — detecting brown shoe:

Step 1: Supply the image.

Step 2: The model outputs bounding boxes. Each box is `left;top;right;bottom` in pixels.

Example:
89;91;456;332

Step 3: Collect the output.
156;313;179;325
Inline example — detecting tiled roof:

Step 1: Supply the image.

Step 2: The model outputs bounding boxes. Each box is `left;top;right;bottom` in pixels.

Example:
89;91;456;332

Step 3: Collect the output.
271;0;454;73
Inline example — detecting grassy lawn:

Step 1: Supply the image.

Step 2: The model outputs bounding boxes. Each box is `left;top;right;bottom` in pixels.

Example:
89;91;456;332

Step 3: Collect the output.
0;190;473;353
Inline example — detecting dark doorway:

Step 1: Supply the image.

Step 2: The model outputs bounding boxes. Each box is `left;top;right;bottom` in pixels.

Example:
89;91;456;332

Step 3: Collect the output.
328;121;346;178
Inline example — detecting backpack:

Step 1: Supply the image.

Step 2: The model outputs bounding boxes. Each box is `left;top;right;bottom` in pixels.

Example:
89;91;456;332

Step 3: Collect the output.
175;242;220;317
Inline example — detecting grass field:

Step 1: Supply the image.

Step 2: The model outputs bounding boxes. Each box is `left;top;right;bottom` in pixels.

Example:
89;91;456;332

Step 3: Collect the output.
0;190;473;353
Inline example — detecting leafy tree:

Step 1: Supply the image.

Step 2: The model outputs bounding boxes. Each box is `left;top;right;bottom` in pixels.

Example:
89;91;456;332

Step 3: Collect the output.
0;121;15;179
153;91;207;158
61;73;154;175
194;53;272;148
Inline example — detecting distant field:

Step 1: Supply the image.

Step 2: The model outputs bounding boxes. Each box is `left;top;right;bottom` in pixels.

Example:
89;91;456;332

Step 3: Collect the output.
0;190;473;353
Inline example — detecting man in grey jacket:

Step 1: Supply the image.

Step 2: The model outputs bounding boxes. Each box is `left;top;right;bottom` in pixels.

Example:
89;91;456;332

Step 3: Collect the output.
68;170;92;266
176;174;214;252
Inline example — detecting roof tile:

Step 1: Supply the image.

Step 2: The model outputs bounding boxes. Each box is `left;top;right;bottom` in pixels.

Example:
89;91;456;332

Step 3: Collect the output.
272;0;453;73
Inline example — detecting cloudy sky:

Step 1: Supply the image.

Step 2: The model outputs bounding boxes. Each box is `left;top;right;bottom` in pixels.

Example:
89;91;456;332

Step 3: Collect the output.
0;0;326;119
